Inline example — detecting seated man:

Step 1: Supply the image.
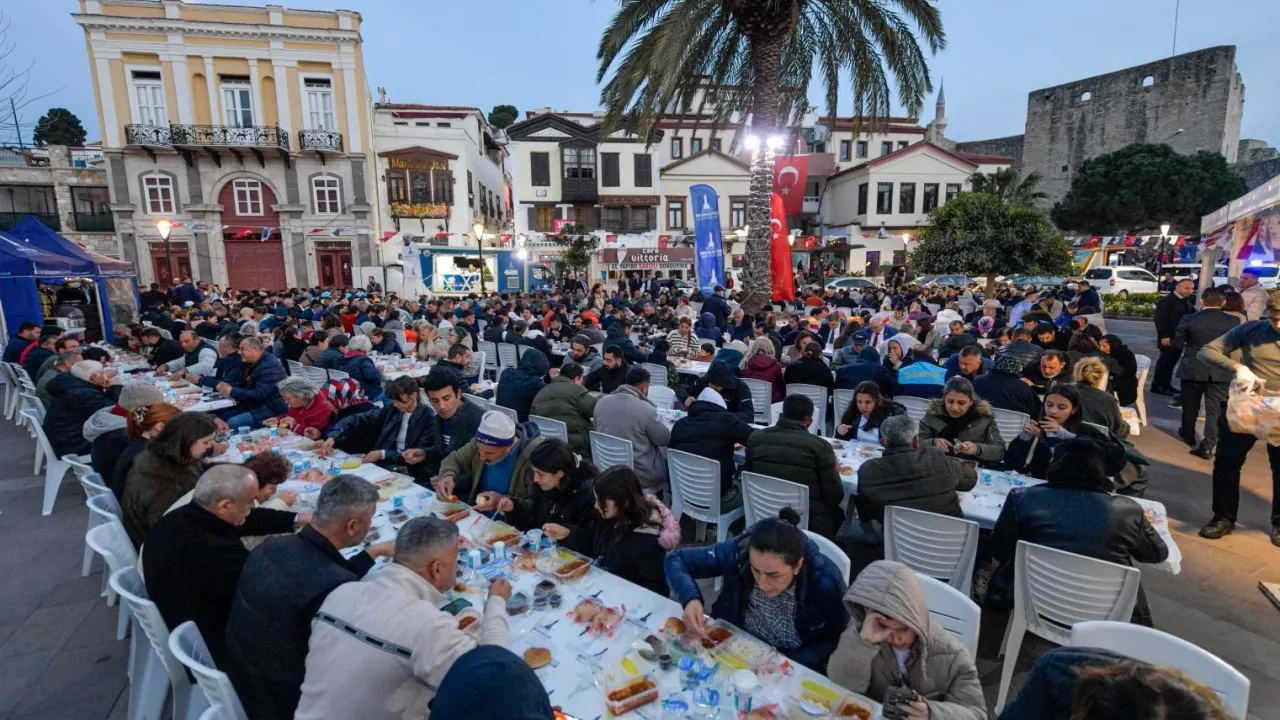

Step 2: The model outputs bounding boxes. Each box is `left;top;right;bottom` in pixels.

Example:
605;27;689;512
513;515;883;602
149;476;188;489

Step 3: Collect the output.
36;350;81;409
142;464;299;667
190;332;243;391
431;410;547;514
33;335;80;383
584;345;632;395
43;360;121;458
1021;349;1071;395
437;342;482;385
212;336;288;430
529;362;598;457
21;330;58;380
156;330;219;378
853;414;977;526
3;320;40;364
593;366;671;493
294;518;512;719
224;475;394;720
944;344;990;382
669;386;755;501
368;327;402;356
566;334;603;375
744;394;844;538
140;326;184;368
319;376;435;485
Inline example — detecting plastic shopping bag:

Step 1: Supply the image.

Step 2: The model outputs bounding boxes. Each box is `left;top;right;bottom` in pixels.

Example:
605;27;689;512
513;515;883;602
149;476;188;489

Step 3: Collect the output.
1226;382;1280;446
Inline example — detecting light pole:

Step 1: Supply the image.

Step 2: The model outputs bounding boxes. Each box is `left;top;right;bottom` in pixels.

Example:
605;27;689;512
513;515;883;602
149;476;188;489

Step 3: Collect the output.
472;220;486;295
1158;222;1171;279
156;218;174;286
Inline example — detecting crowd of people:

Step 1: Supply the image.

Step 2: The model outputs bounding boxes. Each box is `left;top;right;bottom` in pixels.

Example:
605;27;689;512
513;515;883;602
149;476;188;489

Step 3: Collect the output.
2;267;1263;720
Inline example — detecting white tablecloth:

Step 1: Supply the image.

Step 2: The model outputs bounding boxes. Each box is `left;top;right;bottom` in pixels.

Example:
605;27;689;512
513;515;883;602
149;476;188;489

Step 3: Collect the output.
672;360;710;376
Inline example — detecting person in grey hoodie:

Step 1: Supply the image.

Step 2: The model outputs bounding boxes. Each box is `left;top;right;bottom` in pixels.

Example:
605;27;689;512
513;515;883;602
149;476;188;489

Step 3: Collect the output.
827;560;986;720
591;366;670;492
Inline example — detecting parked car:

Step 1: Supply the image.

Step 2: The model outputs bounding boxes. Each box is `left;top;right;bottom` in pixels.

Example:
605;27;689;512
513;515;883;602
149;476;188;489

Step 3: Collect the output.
824;276;880;292
1002;275;1070;289
1083;265;1158;298
1163;263;1228;290
913;274;973;287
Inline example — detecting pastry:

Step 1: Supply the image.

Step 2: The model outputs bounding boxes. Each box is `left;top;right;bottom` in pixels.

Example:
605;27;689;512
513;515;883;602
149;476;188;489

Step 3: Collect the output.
663;617;686;635
523;647;551;669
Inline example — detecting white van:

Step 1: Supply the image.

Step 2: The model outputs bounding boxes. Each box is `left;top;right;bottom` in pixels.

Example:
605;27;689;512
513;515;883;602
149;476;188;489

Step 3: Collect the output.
1164;263;1228;288
1083;265;1158;298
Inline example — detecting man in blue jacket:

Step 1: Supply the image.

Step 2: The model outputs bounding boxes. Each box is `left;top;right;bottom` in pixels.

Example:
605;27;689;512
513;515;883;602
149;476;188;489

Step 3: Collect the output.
3;321;41;364
213;336;287;430
701;285;732;332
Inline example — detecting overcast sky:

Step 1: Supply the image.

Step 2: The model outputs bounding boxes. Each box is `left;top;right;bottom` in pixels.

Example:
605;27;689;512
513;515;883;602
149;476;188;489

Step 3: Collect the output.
10;0;1278;147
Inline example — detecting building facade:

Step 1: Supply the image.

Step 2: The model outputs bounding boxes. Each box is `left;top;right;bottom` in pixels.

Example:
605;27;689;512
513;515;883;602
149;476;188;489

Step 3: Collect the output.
74;0;378;290
0;145;115;254
371;103;510;263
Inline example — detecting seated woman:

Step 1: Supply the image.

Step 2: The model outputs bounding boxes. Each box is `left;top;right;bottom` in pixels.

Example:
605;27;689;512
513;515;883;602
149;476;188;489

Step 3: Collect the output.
694;312;722;347
340;335;385;402
739;336;785;402
835;381;904;443
827;560;986;720
1004;384;1121;479
666;316;701;359
272;376;335;439
664;508;850;672
414;322;449;361
1099;334;1138;407
367;327;402;356
123;412;219;548
986;435;1168;626
501;439;595;540
1072;356;1130;439
317;376;434;484
917;376;1006;466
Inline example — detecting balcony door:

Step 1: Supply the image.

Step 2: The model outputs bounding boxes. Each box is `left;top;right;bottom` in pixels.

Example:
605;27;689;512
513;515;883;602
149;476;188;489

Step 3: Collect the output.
305;78;335;131
221;79;254;128
130;70;167;127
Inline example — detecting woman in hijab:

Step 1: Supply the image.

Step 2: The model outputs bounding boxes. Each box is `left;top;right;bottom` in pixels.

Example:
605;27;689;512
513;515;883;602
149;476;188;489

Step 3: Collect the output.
695;312;722;347
1099;334;1139;407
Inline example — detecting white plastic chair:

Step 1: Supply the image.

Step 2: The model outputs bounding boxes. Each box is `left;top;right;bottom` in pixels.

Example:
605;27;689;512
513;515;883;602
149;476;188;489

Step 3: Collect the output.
19;391;44;425
897;396;930;425
20;408;76;515
462;393;487;410
1133;353;1151;426
991;409;1030;448
111;567;208;720
326;368;349;381
647;384;676;409
883;506;980;596
994;541;1141;712
497;342;519;369
485;401;519;427
668;449;744;590
832;389;854;430
785;383;828;435
529;415;568;442
741;471;810;530
301;365;328;388
641;362;669;390
804;529;851;585
85;522;137;641
589;430;634;470
80;472;117;576
1070;621;1249;719
170;621;250;720
199;706;229;720
916;573;980;656
478;341;499;380
393;330;409;355
740;378;773;425
286;359;305;376
1;361;17;420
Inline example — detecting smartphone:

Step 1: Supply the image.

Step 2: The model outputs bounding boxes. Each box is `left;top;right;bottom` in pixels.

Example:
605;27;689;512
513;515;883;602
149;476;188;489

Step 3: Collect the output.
438;597;472;616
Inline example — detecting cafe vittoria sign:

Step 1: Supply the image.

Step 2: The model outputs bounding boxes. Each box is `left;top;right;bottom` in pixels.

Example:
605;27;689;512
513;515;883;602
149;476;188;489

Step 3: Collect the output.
601;248;695;269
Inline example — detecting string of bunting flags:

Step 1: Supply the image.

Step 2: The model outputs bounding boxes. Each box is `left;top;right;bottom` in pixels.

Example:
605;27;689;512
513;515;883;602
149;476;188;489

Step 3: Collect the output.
159;220;375;240
1065;234;1187;249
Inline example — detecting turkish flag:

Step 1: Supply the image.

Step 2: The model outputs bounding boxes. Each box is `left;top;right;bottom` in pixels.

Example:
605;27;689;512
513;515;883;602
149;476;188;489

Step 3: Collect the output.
770;193;795;301
772;154;809;215
657;234;671;249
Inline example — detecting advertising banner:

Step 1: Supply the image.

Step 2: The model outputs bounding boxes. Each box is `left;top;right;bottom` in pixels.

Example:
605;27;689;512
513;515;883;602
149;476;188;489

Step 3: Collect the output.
689;183;725;292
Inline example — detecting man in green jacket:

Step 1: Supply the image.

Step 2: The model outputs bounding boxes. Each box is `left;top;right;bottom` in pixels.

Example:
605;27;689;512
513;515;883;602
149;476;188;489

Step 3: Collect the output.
431;410;547;515
745;394;845;538
529;363;598;457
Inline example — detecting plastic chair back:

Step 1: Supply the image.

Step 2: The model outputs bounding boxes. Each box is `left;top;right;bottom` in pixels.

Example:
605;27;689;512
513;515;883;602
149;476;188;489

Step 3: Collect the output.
883;506;980;596
916;573;980;656
1016;541;1140;645
641;363;669;390
667;449;723;524
516;344;532;360
170;621;250;720
109;568;194;708
20;392;45;424
462;393;487;410
287;360;305;376
478;341;499;372
21;408;55;460
785;383;828;435
497;342;519;368
832;389;854;430
87;491;124;526
741;471;810;530
897;396;930;424
1069;621;1249;719
394;330;409;355
740;378;773;425
485;401;519;427
804;529;851;585
326;369;350;381
85;522;139;579
589;431;634;470
200;705;230;720
529;415;568;442
301;365;328;388
647;385;676;409
991;409;1030;448
80;471;113;502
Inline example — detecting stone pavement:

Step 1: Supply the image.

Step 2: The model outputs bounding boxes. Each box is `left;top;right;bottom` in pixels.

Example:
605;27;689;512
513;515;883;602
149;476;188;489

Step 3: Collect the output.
0;318;1275;719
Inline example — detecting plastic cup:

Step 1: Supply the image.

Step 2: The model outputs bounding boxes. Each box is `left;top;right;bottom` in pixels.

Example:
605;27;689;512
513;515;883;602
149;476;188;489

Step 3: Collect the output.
493;541;506;563
525;528;543;553
731;670;758;712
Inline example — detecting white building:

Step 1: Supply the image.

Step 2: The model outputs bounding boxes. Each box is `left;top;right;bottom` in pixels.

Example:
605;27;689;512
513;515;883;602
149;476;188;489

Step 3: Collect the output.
371;103;510;263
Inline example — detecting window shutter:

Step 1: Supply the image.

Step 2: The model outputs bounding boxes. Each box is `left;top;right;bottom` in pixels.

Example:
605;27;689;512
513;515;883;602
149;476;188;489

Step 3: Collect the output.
531;152;550;186
601;153;620;187
526;207;537;230
634;154;652;187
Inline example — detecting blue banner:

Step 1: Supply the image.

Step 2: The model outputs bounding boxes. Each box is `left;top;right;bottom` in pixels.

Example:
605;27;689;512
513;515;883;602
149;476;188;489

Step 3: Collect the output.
690;184;725;293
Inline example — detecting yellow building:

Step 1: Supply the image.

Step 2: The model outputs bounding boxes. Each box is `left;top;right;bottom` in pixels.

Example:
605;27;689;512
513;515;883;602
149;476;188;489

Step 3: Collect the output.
74;0;377;290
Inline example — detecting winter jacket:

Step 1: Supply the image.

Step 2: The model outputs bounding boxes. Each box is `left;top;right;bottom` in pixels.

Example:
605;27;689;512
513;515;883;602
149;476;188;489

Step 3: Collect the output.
593;384;670;490
83;403;126;443
836;402;906;443
854;446;978;525
784;356;835;393
566;345;604;375
916;398;1006;465
220;353;286;424
439;424;548;505
506;473;595;540
22;346;54;380
1020;358;1071;396
695;312;723;346
997;647;1130;720
423;400;485;477
225;526;376;720
683;361;757;424
122;447;205;548
604;325;649;364
369;335;401;356
835;348;896;396
530;376;599;457
149;338;184;369
107;437;147;502
313;347;346;371
341;352;385;402
973;371;1041;420
329;401;435;483
1003;422;1124;479
998;340;1043;369
669;400;756;494
583;360;631;395
943;353;991;382
2;334;33;364
744;418;845;537
828;561;986;720
666;329;701;359
568;505;672;597
274;393;335;439
299;345;323;367
35;365;63;408
1074;383;1129;439
494;348;548;422
664;525;850;671
701;293;732;331
42;373;121;457
739;354;786;402
986;484;1168;617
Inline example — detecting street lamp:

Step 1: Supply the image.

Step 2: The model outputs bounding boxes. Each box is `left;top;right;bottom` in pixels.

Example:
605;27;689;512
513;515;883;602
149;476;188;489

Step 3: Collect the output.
156;219;174;286
472;220;487;294
1158;222;1171;279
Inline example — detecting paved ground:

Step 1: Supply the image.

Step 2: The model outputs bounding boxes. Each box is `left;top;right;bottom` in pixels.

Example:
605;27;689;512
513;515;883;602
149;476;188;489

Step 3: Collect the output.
0;316;1275;719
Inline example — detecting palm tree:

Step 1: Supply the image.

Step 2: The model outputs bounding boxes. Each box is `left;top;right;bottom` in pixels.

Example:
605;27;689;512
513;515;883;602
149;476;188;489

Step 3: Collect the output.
967;167;1047;207
596;0;945;311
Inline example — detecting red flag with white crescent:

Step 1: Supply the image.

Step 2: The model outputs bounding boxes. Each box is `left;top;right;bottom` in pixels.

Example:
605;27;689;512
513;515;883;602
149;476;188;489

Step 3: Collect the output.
772;154;809;215
769;193;795;301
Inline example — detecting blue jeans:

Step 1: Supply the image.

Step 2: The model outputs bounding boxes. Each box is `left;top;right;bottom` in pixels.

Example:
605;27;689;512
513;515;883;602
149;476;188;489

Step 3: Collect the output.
221;411;256;430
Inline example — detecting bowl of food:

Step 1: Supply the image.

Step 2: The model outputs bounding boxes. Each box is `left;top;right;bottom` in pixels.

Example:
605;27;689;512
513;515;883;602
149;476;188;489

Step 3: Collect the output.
534;548;594;583
456;609;481;637
475;521;522;549
603;675;659;715
433;501;471;523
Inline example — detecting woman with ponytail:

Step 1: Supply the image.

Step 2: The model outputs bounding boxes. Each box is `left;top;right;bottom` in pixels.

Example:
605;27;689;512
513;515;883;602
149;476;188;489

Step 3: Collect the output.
664;507;850;672
566;466;675;597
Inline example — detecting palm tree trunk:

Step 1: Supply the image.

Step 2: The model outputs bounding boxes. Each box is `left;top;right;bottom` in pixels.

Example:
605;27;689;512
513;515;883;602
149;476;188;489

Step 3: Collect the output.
740;33;785;314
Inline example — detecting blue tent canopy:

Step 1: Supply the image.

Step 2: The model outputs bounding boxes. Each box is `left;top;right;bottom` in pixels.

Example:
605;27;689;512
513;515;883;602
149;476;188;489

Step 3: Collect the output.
0;230;95;277
11;215;134;277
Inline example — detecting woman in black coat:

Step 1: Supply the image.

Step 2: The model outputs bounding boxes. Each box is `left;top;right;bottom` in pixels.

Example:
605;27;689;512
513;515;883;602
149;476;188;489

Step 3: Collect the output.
1004;384;1122;479
1100;334;1139;407
565;466;671;597
782;343;834;393
504;440;596;541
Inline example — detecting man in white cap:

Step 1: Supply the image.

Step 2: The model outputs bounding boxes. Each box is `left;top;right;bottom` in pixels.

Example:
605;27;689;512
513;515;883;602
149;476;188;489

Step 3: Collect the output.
431;410;547;515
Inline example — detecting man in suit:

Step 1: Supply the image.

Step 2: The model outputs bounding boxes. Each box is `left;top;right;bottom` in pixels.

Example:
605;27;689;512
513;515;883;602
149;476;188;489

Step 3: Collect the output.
1151;278;1196;395
1175;287;1240;458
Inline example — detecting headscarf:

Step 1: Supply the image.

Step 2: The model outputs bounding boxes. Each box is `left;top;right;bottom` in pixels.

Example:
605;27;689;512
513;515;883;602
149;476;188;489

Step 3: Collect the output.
993;352;1023;376
320;378;369;409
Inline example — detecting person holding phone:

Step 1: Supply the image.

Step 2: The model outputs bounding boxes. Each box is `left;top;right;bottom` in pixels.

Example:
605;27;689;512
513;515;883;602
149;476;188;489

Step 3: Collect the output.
1003;384;1120;479
828;561;985;720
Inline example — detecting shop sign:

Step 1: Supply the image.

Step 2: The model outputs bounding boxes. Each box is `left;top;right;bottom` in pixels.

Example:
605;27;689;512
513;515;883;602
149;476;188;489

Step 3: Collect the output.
601;247;694;269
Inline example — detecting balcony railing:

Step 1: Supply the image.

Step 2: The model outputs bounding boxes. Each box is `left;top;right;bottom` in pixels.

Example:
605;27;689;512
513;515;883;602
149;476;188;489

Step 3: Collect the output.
0;212;59;231
298;129;343;153
125;124;173;147
169;124;290;151
74;212;114;232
